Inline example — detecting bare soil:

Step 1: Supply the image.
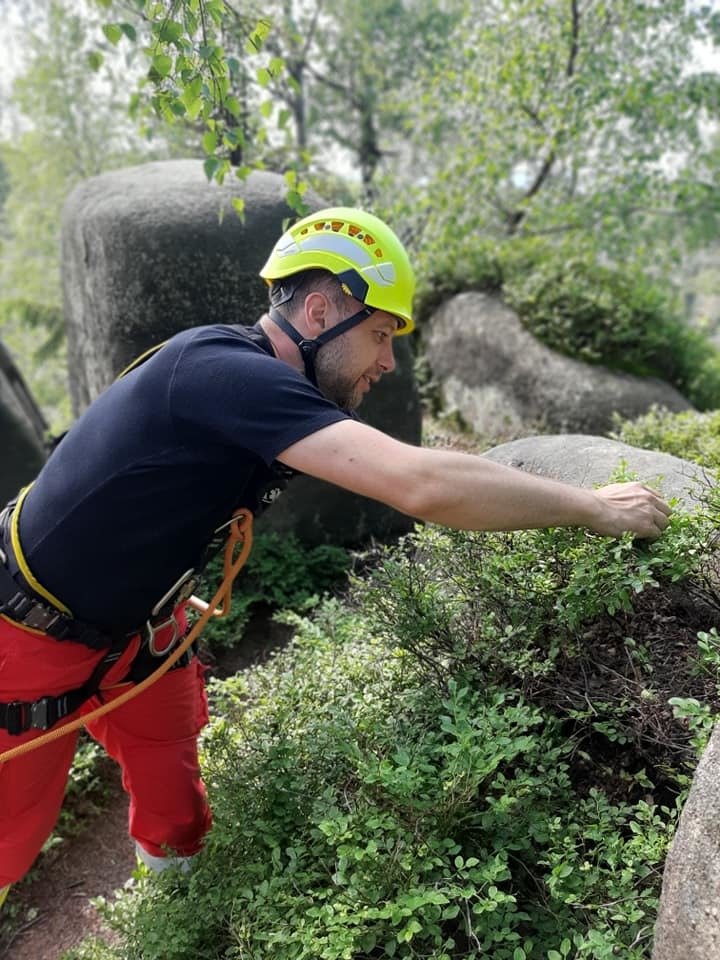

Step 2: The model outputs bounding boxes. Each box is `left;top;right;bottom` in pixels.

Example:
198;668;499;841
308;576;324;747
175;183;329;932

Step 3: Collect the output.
0;767;134;960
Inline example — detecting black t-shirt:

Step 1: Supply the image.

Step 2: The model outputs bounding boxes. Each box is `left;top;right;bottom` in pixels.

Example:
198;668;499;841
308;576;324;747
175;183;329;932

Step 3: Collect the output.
18;324;350;629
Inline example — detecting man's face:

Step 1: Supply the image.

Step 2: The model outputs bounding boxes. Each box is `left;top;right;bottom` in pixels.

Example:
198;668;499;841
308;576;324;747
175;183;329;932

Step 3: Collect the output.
314;306;399;410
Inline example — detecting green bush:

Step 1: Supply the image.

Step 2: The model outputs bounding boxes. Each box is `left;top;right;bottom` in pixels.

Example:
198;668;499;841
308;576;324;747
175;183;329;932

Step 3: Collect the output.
71;499;720;960
196;531;351;650
613;406;720;470
413;236;720;410
502;252;717;405
76;616;679;960
413;238;504;327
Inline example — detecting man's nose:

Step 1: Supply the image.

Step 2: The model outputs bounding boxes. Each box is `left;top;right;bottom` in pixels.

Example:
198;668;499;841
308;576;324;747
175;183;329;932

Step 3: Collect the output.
379;339;396;374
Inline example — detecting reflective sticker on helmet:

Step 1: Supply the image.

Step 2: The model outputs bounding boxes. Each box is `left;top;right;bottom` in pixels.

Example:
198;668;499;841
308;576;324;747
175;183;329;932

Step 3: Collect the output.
296;233;374;266
276;236;301;257
362;263;396;287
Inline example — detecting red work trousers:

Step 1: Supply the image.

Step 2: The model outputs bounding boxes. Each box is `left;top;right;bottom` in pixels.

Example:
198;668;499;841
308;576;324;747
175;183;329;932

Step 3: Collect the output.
0;611;212;886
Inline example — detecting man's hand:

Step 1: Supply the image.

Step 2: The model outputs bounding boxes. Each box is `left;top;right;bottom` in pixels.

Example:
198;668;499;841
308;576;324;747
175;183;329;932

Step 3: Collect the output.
590;482;672;539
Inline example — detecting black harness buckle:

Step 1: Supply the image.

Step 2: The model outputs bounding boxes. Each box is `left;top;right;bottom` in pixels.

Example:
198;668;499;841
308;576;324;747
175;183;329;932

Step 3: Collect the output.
6;701;29;736
30;696;64;731
2;590;34;621
23;606;61;632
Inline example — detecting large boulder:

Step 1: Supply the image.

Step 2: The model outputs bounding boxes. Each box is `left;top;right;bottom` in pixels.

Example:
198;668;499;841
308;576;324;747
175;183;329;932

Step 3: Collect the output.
652;725;720;959
483;434;709;509
62;161;319;413
61;161;421;545
427;293;692;437
0;340;47;504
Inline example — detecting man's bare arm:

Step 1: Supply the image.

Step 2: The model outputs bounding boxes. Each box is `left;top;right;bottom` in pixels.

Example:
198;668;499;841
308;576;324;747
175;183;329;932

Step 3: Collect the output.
278;419;671;539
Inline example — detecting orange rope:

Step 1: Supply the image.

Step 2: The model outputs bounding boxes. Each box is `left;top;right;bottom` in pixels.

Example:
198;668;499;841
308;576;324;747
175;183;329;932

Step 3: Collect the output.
0;509;253;765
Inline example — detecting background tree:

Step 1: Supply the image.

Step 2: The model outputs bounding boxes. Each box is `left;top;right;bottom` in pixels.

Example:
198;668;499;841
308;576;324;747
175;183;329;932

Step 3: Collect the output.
0;0;181;430
125;0;462;200
299;0;459;199
382;0;720;275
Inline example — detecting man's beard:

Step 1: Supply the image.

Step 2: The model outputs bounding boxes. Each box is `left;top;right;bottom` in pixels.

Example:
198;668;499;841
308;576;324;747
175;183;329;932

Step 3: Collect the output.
314;338;363;411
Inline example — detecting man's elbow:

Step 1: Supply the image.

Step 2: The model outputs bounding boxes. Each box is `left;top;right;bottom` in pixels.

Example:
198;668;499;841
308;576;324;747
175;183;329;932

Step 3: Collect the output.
389;477;439;522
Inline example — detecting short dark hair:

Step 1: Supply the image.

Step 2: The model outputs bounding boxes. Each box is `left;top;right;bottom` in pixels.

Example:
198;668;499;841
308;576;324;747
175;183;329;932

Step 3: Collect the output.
270;269;349;319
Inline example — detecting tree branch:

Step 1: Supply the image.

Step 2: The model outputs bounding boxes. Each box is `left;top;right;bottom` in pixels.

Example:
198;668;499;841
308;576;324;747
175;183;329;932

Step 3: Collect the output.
305;61;360;109
300;0;323;62
507;0;582;233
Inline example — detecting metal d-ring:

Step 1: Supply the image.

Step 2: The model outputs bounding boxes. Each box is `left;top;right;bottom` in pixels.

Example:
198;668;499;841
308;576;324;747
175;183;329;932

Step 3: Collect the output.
145;614;180;657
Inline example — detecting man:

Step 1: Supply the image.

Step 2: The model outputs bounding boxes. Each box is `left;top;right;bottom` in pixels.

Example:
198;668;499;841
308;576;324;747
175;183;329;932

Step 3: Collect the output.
0;207;670;905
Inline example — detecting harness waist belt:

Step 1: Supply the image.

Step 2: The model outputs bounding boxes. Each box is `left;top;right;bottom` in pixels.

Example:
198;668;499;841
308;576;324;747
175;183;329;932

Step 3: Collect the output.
0;556;113;650
0;694;74;736
0;644;195;736
0;503;200;736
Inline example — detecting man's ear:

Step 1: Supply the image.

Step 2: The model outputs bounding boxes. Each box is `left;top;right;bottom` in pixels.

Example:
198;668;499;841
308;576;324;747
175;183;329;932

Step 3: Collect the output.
304;291;329;335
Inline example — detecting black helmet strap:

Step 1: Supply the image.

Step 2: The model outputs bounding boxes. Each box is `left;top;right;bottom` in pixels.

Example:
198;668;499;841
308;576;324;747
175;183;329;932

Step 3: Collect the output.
268;304;373;387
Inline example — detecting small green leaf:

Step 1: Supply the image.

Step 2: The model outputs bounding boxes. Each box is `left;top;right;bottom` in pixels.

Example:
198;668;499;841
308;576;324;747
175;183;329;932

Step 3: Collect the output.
183;99;202;121
199;43;218;61
150;54;173;78
102;23;123;45
158;20;184;43
202;130;218;154
204;156;221;181
120;22;137;41
260;99;273;118
441;904;460;920
246;18;271;52
225;96;241;118
231;197;246;217
87;50;104;71
256;67;271;88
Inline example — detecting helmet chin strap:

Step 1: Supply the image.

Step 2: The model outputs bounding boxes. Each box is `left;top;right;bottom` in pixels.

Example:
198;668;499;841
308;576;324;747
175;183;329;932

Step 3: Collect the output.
268;305;373;387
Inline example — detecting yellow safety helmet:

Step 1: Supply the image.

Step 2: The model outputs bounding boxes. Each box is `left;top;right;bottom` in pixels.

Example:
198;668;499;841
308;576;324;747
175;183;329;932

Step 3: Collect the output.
259;207;416;334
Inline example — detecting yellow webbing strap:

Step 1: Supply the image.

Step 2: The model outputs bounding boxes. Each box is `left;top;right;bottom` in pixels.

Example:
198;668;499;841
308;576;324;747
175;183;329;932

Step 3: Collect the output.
115;340;168;380
10;486;72;615
0;509;253;765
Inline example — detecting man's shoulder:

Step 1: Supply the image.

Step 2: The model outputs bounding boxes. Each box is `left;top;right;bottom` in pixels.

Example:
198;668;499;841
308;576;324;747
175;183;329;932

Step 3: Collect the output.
169;322;271;354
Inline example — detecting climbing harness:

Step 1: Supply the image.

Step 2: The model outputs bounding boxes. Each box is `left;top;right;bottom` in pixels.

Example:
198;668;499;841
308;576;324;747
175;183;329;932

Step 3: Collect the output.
0;317;301;759
0;508;253;763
